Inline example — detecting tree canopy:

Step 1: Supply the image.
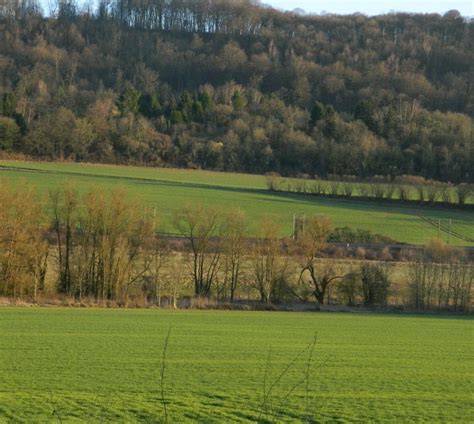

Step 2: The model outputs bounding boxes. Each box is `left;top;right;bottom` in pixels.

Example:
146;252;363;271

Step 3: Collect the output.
0;1;472;181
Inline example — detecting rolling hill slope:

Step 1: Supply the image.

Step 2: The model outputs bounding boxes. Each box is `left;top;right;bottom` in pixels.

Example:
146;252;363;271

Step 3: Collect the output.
1;161;472;245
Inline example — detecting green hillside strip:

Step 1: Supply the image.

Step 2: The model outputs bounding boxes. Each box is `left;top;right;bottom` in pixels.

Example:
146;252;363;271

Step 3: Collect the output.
0;160;267;189
0;309;472;422
0;161;473;245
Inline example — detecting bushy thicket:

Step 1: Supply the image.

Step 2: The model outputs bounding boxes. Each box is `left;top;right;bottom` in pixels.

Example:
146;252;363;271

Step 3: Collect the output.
328;227;396;244
0;1;473;182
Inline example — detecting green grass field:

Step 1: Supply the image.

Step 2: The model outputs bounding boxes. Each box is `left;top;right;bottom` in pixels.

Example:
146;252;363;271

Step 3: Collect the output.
0;309;472;422
1;160;473;245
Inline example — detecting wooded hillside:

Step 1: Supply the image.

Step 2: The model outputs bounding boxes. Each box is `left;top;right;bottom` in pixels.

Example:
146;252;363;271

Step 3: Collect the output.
0;1;472;181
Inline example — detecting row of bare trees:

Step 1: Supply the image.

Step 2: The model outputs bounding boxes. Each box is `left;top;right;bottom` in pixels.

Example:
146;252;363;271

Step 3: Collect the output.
108;0;263;34
0;0;263;34
50;186;157;301
408;240;473;311
175;207;346;305
0;183;345;305
0;182;472;310
266;174;474;207
0;183;48;300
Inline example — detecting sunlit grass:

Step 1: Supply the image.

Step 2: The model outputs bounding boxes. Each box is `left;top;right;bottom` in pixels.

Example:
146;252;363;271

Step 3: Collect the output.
0;309;472;422
0;160;472;245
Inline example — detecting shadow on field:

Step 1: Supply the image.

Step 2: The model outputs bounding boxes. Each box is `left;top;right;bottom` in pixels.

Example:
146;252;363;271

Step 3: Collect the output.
2;165;470;222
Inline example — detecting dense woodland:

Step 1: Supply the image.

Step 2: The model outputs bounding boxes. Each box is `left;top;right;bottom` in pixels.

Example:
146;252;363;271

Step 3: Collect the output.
0;0;473;182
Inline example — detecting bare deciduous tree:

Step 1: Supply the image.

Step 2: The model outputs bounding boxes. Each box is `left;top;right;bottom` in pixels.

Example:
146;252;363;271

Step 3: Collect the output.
162;254;189;308
221;208;247;301
143;238;169;306
49;185;79;295
0;182;48;300
408;239;472;311
297;216;343;304
251;216;289;304
174;204;222;297
51;186;155;302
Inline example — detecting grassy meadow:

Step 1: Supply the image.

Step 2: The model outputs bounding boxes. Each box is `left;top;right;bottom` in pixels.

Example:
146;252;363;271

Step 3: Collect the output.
0;309;472;422
0;160;473;245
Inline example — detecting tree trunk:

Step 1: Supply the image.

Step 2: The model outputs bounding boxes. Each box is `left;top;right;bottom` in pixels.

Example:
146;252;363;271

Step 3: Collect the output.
314;290;325;305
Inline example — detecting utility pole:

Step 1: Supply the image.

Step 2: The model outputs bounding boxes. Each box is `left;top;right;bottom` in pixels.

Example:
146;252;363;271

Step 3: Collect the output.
292;213;306;240
292;213;296;240
448;219;452;245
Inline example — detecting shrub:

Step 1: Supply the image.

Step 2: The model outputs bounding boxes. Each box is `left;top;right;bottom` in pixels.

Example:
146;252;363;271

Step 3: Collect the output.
355;247;367;260
383;184;397;199
360;263;391;306
440;185;454;204
337;273;360;306
358;183;371;198
309;180;324;195
424;183;440;203
328;227;397;244
395;175;426;201
399;185;412;201
380;246;393;261
328;180;340;196
372;183;385;199
294;179;307;193
414;184;425;202
341;183;355;197
340;175;357;197
265;172;282;191
456;183;473;206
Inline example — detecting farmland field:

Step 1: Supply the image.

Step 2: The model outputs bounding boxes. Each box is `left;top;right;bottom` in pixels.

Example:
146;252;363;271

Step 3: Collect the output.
0;160;473;245
0;309;472;422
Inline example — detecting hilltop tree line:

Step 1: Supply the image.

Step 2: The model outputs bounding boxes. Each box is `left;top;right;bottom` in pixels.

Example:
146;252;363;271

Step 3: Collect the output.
0;182;472;311
0;1;473;182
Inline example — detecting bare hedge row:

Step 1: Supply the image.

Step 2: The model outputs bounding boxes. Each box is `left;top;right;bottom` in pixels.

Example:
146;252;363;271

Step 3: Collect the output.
266;174;474;206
